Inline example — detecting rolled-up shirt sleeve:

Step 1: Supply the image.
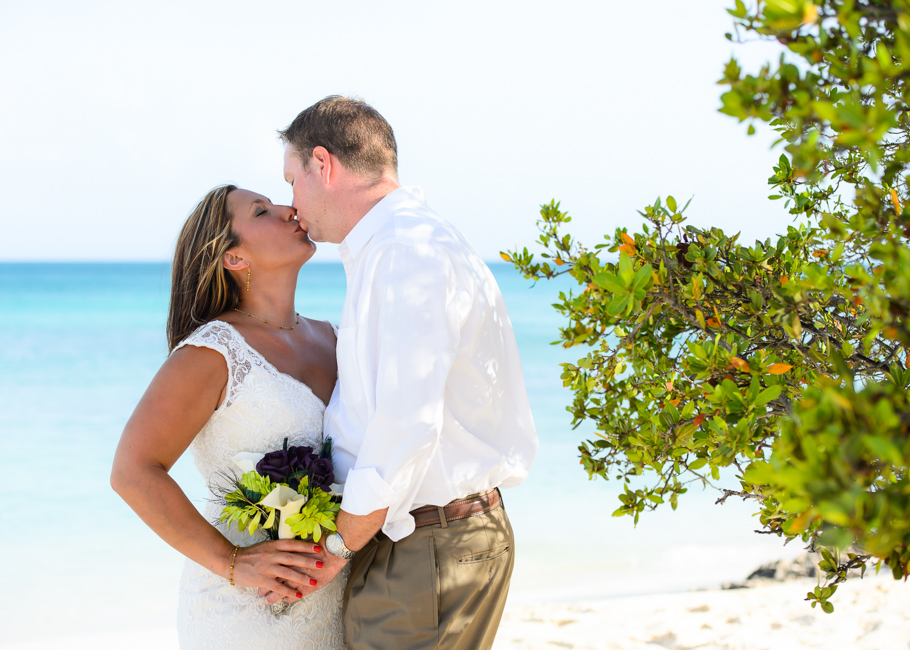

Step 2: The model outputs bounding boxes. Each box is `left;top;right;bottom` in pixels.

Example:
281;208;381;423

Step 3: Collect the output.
340;242;462;540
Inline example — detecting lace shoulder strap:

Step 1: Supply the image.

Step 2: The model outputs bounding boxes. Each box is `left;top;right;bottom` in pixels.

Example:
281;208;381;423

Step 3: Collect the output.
172;321;252;409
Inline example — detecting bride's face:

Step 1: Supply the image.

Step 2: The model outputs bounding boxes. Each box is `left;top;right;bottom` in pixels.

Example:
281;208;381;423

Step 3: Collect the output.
225;189;316;273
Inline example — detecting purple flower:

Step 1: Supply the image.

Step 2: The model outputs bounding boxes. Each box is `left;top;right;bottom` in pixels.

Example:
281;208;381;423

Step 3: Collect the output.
288;446;317;470
308;458;335;492
256;445;315;483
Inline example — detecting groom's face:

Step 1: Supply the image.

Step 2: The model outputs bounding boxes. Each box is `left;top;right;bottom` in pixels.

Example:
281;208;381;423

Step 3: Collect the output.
283;144;330;242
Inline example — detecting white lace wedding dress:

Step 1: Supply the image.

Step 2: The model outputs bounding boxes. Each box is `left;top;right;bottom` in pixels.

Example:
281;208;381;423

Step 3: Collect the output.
174;320;347;649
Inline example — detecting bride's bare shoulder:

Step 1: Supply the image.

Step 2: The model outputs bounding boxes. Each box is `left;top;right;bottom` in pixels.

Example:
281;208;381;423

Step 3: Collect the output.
301;317;338;345
165;342;229;379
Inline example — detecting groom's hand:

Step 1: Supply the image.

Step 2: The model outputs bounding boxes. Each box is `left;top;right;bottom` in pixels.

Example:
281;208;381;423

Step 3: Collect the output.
260;545;349;605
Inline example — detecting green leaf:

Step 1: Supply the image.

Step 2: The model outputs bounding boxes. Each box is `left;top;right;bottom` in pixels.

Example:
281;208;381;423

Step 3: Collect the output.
631;264;653;293
617;253;634;284
593;272;627;294
754;385;782;407
607;294;631;316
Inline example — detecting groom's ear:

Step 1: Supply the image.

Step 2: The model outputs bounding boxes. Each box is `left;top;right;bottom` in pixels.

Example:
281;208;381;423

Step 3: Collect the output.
312;146;333;186
222;251;249;272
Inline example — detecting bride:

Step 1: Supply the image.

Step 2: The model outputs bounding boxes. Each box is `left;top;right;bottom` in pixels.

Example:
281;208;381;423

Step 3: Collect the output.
111;185;346;649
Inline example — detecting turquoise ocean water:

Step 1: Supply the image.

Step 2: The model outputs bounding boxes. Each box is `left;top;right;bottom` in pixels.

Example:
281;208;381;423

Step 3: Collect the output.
0;262;800;646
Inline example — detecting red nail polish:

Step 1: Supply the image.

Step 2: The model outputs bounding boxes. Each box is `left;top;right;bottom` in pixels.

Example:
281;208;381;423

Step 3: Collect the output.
316;561;324;568
313;546;322;553
309;578;317;586
295;591;302;598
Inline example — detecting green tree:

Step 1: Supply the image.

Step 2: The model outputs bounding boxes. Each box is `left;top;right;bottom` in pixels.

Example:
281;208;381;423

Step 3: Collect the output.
506;0;910;612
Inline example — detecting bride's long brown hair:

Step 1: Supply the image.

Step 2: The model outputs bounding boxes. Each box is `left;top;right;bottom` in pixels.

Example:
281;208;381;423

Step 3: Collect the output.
167;185;241;352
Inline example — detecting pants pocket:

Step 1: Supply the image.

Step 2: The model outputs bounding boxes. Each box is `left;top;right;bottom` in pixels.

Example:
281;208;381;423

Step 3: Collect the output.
457;544;511;565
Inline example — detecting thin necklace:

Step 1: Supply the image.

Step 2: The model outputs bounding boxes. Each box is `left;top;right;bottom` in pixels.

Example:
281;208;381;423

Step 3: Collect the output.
233;308;300;330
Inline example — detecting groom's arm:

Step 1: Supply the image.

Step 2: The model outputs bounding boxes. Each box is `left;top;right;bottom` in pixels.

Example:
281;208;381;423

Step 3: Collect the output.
334;507;389;551
310;508;388;584
337;244;462;539
264;246;462;604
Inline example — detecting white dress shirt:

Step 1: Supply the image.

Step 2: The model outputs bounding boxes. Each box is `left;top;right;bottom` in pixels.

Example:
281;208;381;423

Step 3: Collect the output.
323;186;538;541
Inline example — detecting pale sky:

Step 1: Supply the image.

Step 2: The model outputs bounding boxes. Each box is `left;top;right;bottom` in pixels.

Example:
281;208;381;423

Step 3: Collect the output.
1;0;788;263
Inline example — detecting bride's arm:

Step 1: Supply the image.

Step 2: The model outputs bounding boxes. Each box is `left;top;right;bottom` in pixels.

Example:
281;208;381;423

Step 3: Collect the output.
111;345;319;598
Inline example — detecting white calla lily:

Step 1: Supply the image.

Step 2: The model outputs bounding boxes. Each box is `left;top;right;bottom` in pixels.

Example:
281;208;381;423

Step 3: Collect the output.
231;452;265;474
259;485;308;539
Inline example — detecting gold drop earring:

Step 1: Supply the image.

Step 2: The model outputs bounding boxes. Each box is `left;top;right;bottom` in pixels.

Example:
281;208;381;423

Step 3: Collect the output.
246;267;251;292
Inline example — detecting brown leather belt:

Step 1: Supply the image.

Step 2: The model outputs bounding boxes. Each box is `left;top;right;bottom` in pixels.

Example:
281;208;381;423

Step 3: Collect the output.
410;489;501;529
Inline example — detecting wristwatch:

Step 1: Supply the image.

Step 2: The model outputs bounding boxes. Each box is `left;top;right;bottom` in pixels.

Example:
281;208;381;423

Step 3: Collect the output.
325;532;356;560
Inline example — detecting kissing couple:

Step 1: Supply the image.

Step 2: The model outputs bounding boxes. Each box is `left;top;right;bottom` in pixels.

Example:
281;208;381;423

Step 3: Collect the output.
112;96;539;649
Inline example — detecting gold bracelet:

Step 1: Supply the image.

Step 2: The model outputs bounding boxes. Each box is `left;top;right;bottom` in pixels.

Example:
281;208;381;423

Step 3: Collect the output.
229;545;240;586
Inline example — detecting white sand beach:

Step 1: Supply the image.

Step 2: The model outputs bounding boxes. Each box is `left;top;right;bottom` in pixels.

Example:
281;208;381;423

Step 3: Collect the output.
6;572;907;649
495;575;910;650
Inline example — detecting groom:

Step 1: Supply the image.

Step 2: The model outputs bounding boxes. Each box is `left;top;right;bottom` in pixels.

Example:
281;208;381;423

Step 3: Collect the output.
275;96;537;649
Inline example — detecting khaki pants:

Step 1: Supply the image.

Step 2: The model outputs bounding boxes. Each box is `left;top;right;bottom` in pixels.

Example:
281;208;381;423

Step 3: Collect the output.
343;498;515;650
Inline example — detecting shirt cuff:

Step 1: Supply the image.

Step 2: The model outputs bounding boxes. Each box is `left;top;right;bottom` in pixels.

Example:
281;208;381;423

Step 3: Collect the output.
340;467;398;516
339;467;420;542
382;516;416;542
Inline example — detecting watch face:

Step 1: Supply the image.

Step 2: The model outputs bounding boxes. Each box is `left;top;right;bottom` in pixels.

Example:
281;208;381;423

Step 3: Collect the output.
327;533;354;559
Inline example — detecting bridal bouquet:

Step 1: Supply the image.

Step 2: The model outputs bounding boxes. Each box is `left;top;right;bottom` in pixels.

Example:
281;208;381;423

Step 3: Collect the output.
214;438;342;543
212;438;342;616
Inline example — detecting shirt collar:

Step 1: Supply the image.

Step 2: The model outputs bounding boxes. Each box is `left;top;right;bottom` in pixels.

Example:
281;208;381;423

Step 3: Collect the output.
340;186;427;261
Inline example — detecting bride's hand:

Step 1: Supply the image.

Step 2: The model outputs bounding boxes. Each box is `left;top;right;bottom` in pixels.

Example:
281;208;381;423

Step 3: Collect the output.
260;544;346;605
230;539;323;599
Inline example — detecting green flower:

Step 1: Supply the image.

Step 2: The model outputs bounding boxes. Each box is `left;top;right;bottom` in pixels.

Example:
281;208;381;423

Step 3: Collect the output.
286;488;341;542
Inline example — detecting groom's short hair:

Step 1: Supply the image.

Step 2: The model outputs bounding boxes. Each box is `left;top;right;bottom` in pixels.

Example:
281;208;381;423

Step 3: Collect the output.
279;96;398;178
